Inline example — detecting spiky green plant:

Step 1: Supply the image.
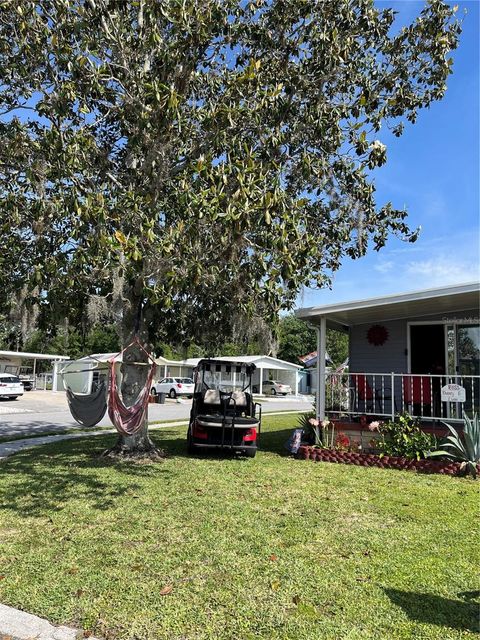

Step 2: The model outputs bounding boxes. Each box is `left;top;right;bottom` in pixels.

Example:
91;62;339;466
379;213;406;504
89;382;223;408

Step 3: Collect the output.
428;413;480;479
297;411;321;446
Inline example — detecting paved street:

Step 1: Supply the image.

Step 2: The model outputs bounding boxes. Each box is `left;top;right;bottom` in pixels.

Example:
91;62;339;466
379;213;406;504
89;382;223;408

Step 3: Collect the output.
0;390;313;439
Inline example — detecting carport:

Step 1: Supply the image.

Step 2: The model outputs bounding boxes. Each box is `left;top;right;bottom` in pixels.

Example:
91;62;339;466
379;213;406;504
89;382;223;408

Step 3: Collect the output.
153;356;194;379
0;350;69;390
154;355;302;395
212;355;302;396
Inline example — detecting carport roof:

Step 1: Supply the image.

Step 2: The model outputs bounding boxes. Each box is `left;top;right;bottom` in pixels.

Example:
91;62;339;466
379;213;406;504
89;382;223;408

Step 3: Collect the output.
168;355;302;371
68;353;302;371
0;350;69;361
214;355;302;370
295;282;480;328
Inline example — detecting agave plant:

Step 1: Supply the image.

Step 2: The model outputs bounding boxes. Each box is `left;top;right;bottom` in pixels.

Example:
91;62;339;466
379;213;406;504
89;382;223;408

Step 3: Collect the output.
428;413;480;479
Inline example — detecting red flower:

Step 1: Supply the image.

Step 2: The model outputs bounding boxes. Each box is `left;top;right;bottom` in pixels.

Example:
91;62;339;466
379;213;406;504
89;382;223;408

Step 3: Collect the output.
335;432;350;450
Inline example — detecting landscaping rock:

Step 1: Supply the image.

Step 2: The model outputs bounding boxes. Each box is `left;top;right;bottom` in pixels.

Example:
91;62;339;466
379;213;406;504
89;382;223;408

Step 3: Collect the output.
297;446;466;476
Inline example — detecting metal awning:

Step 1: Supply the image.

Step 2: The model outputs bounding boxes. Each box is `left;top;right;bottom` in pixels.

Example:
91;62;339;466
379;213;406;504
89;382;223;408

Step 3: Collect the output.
163;355;303;371
295;282;479;328
0;350;69;361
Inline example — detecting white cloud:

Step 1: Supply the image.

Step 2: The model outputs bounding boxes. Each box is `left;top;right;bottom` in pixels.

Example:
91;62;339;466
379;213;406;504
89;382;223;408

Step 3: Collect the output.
374;260;394;273
422;192;448;218
405;257;479;287
297;228;479;307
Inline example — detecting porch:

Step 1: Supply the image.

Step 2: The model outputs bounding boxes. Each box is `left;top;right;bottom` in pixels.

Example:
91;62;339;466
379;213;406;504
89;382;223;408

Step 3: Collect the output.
324;371;479;423
296;282;480;425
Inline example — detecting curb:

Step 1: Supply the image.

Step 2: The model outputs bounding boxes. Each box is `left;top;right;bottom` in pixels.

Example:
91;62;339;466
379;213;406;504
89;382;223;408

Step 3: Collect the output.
0;603;100;640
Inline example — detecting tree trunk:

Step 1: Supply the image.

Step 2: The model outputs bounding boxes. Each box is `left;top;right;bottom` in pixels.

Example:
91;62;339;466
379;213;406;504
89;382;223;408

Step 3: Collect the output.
104;280;165;460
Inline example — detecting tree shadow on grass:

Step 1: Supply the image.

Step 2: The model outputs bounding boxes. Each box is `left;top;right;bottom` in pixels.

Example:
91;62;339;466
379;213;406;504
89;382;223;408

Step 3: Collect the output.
0;435;172;517
383;588;480;634
0;423;298;518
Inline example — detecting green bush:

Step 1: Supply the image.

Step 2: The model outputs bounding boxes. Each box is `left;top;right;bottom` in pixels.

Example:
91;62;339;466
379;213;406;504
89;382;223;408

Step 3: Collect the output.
376;413;436;460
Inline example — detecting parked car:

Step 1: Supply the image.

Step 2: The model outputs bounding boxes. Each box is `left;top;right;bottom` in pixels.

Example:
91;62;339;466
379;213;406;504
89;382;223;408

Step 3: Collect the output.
151;377;195;399
253;380;292;396
0;373;24;400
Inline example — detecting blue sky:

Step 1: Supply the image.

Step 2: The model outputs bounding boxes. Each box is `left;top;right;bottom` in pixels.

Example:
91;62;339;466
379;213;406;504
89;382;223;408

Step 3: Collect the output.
299;0;479;309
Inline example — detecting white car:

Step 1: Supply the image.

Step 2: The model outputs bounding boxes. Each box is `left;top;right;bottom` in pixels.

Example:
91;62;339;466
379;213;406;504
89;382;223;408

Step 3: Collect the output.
151;377;195;399
0;373;24;400
253;380;292;396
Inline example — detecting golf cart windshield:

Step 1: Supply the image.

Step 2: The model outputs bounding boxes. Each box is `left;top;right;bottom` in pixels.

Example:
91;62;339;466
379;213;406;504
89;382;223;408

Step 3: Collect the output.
194;360;255;394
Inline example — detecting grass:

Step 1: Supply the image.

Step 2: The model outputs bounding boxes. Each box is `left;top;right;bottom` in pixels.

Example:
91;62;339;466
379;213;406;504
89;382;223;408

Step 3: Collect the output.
0;415;478;640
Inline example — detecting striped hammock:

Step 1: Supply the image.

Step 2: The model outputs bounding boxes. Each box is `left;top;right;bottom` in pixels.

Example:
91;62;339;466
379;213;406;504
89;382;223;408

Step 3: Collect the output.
108;339;157;437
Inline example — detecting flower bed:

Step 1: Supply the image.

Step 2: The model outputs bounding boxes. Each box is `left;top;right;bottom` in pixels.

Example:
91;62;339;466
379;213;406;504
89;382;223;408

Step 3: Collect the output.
296;446;478;477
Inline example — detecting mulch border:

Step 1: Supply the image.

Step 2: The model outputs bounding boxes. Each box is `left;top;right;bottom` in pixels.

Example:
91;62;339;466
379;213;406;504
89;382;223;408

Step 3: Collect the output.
296;446;477;477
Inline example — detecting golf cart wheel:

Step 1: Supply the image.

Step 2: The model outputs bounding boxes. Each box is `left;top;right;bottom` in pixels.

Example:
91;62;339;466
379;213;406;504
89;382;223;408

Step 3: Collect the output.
270;388;276;396
244;449;257;458
150;387;157;396
187;429;196;454
169;389;177;399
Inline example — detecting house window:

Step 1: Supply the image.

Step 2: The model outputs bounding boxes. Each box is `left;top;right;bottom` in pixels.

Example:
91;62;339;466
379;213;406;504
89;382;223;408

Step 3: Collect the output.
457;325;480;377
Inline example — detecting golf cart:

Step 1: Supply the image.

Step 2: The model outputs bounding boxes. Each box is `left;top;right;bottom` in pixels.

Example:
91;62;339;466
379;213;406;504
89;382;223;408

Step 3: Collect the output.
187;359;262;457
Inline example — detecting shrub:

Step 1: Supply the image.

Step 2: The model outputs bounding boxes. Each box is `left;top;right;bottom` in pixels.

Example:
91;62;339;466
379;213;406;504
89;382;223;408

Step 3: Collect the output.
374;413;436;460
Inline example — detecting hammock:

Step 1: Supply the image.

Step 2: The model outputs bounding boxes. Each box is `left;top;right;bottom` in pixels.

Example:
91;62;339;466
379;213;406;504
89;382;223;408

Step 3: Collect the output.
66;381;107;428
108;338;157;437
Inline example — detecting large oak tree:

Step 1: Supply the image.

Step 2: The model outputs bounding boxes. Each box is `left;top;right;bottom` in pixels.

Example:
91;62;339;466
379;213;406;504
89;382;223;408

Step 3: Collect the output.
0;0;460;454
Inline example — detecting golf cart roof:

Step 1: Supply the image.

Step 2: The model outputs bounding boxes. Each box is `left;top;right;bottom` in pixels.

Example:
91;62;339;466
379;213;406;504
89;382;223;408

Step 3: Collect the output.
195;358;256;373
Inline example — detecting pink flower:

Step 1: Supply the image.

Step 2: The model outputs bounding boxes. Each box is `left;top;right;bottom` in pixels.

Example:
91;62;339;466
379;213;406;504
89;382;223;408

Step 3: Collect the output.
368;421;380;431
321;419;330;428
309;418;320;427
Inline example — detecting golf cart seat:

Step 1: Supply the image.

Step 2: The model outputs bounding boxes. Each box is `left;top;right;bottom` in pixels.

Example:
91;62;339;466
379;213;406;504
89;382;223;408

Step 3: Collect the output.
203;389;248;407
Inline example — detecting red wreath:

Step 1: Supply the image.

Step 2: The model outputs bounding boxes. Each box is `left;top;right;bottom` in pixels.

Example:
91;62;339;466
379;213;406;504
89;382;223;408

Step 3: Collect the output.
367;324;388;346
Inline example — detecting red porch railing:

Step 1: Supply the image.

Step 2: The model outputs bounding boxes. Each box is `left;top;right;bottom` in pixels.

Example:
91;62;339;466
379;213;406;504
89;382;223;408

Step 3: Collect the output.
324;372;480;422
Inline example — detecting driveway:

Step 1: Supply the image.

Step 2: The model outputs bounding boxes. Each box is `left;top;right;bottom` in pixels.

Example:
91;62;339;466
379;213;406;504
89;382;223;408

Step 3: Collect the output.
0;391;312;439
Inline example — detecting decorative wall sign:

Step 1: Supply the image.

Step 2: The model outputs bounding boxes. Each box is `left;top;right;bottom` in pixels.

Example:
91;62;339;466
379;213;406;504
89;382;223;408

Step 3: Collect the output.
367;324;389;346
441;384;466;403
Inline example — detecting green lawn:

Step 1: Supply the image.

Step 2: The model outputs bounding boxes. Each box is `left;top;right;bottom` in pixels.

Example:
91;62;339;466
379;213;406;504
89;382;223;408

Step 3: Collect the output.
0;415;478;640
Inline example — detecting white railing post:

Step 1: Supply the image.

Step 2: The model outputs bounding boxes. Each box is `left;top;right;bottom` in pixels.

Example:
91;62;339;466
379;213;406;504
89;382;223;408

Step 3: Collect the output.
391;372;395;422
316;318;326;421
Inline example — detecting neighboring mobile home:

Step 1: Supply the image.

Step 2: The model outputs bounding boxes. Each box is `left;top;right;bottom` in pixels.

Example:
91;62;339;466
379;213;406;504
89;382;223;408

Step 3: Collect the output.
296;282;479;424
57;353;303;396
0;350;68;390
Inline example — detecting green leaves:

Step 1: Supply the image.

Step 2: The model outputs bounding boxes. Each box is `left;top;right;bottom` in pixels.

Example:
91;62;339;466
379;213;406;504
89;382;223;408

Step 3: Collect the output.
0;0;461;344
428;414;480;478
